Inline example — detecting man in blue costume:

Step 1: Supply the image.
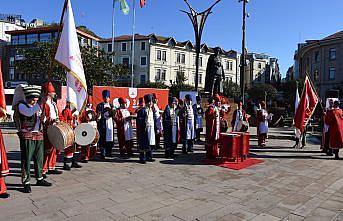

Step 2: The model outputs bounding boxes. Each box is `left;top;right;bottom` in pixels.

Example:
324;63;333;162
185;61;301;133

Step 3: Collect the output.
96;90;114;159
162;97;179;158
136;94;156;164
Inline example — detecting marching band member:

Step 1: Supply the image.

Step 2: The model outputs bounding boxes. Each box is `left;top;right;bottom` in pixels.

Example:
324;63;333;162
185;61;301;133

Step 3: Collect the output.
0;110;9;198
179;94;195;154
42;82;62;177
61;102;82;170
114;97;134;157
231;101;248;132
136;94;156;164
14;85;52;193
96;90;114;159
80;95;98;162
135;97;144;142
193;96;204;142
257;101;271;147
322;99;334;155
205;94;221;159
324;100;343;160
162;97;179;158
152;93;163;149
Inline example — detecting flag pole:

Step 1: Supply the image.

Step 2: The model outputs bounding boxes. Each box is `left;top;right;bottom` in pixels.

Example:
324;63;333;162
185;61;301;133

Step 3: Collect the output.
131;0;136;88
47;0;69;81
111;0;116;81
305;72;324;111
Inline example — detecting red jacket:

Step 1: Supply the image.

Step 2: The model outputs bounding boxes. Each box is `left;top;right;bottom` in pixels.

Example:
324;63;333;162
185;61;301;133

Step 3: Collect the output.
325;108;343;149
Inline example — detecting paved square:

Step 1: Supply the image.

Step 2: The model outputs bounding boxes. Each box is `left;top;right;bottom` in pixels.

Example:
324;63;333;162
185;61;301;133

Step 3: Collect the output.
0;127;342;221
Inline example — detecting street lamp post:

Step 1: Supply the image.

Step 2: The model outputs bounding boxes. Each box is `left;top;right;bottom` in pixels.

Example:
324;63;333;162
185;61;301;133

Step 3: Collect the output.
181;0;222;92
239;0;249;105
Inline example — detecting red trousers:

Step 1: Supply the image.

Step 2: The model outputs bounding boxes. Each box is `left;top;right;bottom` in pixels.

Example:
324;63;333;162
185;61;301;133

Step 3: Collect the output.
43;147;57;174
0;177;7;194
119;140;133;155
206;142;219;159
81;145;97;161
64;146;75;159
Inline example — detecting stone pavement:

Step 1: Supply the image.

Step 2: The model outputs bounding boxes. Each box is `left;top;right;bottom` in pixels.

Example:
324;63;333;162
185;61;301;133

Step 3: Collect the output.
0;127;343;221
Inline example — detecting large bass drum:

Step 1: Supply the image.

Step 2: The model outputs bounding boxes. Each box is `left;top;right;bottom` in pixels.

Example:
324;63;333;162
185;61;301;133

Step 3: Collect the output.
74;123;98;146
47;122;75;150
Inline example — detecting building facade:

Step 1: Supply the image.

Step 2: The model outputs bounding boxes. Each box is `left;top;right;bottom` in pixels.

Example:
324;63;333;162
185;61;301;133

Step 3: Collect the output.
2;25;100;87
99;34;240;88
294;31;343;99
245;53;281;88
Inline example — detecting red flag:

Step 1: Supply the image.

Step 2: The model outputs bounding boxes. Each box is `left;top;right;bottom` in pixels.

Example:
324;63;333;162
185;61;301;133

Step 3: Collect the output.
140;0;146;8
0;59;6;119
294;76;319;132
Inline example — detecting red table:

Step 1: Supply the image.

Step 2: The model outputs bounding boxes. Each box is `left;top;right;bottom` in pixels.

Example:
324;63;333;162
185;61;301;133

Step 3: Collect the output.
232;132;250;161
219;133;241;162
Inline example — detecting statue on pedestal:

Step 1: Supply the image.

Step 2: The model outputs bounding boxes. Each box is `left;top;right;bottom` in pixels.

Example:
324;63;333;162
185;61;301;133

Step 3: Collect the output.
205;47;225;96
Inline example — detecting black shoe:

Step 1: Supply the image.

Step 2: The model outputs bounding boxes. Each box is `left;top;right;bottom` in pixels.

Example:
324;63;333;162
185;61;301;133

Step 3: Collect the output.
47;169;63;175
335;155;340;160
42;174;47;179
138;160;146;164
81;159;88;163
71;162;82;168
100;155;106;160
36;179;52;187
188;149;193;153
63;164;71;171
23;184;31;193
147;158;155;162
0;193;10;198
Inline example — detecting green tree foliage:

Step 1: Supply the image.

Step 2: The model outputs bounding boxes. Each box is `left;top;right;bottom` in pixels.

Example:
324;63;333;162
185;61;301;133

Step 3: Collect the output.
279;79;304;109
16;41;129;88
223;80;240;100
247;84;277;102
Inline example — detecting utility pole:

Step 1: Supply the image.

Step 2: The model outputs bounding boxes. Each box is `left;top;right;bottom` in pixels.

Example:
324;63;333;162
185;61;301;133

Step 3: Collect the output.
239;0;249;105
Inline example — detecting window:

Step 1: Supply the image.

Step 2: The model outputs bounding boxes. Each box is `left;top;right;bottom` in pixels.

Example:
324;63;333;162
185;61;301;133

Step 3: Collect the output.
140;56;147;66
226;62;230;70
199;57;203;67
181;54;185;64
92;40;98;48
198;73;202;84
9;68;14;80
141;42;146;51
11;35;19;45
229;62;233;71
108;43;113;52
177;53;181;63
156;69;161;81
9;57;14;67
156;50;161;60
18;35;26;44
162;51;167;61
314;51;320;63
122;57;130;67
39;33;52;43
130;42;133;50
121;42;127;52
176;53;185;64
161;70;166;81
329;48;336;60
258;63;262;69
140;75;146;84
329;67;335;80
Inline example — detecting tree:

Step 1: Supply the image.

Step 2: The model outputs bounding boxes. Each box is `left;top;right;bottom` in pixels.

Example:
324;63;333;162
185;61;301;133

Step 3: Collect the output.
279;79;304;109
247;84;277;102
223;80;240;100
16;41;129;88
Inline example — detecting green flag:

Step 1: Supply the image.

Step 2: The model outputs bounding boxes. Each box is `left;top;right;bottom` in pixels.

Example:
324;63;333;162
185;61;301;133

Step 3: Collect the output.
115;0;130;15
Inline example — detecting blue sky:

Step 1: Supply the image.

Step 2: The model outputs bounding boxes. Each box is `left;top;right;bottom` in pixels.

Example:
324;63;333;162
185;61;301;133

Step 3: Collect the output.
2;0;343;76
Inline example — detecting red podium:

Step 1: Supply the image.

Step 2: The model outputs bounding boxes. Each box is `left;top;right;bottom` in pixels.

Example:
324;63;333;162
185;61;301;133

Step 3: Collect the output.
232;132;250;161
219;133;241;162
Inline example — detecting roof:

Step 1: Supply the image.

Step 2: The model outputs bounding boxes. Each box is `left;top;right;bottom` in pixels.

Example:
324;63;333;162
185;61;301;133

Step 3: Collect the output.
322;30;343;41
5;25;101;40
99;34;150;42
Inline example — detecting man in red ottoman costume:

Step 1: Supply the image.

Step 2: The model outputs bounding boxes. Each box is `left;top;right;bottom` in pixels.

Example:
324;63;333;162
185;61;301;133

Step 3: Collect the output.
114;98;134;157
205;94;221;159
42;82;63;177
325;100;343;160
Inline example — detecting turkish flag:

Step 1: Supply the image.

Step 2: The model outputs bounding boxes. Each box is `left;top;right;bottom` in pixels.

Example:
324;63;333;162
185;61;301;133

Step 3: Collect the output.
294;76;319;132
0;59;6;119
140;0;145;8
